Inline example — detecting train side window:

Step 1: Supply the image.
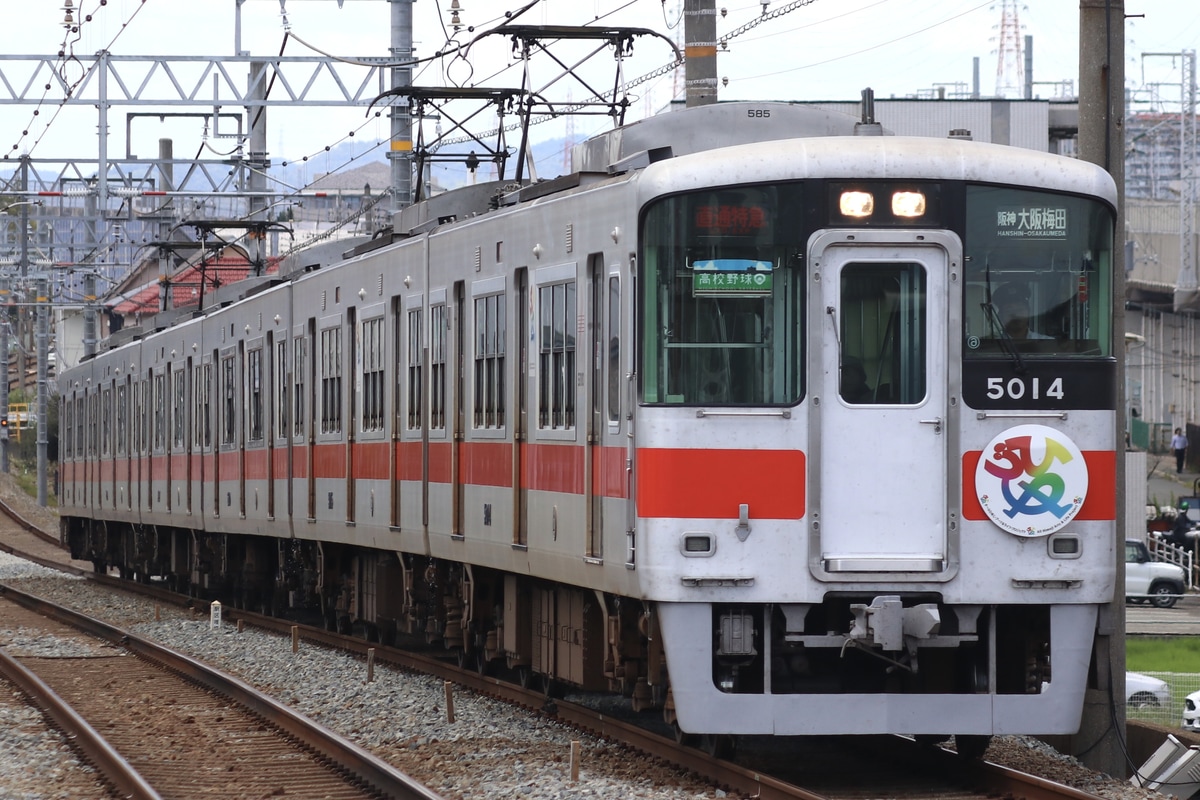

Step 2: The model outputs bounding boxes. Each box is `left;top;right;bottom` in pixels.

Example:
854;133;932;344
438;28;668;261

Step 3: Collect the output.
407;308;423;430
101;387;112;457
473;292;506;430
538;280;576;429
361;317;385;432
172;368;186;448
116;383;127;457
275;340;288;440
293;336;307;438
74;396;84;458
430;304;447;430
87;393;96;457
154;371;167;452
320;326;343;435
247;348;264;442
221;356;237;445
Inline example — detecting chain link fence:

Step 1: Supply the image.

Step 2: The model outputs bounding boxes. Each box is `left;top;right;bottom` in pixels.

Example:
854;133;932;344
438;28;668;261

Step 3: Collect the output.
1126;671;1200;728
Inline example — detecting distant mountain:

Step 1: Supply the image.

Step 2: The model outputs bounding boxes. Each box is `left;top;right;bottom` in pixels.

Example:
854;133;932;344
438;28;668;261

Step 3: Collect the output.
272;135;580;195
0;134;585;197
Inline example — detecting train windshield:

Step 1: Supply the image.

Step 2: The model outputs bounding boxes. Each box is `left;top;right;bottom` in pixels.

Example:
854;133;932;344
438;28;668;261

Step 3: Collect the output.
962;186;1114;359
640;185;805;405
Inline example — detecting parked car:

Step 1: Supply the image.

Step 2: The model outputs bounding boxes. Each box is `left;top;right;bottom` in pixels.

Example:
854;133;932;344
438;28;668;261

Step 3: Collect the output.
1126;538;1187;608
1184;689;1200;731
1127;672;1172;708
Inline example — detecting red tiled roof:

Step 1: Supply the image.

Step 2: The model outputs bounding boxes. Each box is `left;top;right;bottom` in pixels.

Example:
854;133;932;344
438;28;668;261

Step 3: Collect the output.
111;254;279;317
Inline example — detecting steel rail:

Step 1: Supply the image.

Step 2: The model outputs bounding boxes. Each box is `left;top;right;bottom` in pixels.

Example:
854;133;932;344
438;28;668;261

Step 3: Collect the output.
0;644;163;800
0;584;445;800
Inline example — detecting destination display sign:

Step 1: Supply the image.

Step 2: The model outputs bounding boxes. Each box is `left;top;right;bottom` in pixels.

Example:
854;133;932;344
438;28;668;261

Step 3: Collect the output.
995;206;1068;239
692;259;773;295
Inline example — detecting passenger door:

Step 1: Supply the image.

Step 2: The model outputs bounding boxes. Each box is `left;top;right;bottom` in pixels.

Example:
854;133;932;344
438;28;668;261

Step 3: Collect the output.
811;231;956;577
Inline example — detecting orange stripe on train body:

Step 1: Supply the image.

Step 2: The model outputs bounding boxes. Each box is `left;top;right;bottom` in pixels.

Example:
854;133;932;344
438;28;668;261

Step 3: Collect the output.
961;450;1116;521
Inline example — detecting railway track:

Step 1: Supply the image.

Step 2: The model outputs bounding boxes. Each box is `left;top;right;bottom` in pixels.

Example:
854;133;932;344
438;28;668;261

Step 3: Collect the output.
0;497;1122;800
0;585;441;800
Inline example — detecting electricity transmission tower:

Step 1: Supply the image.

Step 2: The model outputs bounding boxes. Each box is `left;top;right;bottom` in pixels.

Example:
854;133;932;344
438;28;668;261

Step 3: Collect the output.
994;0;1024;98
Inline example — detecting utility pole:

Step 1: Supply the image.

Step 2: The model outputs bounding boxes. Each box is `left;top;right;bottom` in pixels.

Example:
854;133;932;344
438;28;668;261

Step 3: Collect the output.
389;0;415;211
684;0;718;107
1177;51;1197;312
248;61;270;274
1071;0;1125;777
35;273;48;506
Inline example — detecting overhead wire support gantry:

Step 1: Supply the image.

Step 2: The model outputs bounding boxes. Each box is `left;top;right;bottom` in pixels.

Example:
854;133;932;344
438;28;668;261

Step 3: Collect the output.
369;86;525;203
370;25;681;190
494;25;681;182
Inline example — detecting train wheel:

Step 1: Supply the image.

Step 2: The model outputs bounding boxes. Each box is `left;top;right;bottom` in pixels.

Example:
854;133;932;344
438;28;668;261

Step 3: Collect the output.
516;665;536;689
914;734;951;747
673;723;699;748
700;734;736;760
954;734;991;760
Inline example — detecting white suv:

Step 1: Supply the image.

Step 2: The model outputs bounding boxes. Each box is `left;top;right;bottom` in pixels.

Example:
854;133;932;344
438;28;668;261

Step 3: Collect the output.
1126;538;1187;609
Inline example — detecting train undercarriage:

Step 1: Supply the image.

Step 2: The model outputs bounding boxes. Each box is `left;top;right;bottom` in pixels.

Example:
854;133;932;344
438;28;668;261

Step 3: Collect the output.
61;517;1065;753
60;518;665;710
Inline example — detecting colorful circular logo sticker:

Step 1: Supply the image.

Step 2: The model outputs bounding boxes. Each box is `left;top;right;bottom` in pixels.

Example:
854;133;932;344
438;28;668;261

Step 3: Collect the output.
975;424;1088;537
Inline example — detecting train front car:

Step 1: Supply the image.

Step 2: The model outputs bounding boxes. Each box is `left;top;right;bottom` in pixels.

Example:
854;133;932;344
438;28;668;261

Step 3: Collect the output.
633;122;1118;741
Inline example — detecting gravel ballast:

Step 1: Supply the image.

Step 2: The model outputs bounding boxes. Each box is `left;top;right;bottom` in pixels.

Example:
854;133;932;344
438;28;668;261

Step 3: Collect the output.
0;551;1174;799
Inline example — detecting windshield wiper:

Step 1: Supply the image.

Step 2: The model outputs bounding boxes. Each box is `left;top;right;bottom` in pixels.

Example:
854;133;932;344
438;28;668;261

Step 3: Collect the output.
981;301;1027;375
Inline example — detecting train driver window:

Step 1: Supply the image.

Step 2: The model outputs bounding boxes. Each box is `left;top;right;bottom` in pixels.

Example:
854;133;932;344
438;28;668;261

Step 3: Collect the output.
982;282;1052;342
962;186;1113;358
640;184;805;406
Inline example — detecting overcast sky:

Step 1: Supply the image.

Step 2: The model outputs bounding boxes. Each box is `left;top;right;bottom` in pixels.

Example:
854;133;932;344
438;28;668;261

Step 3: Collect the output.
0;0;1196;179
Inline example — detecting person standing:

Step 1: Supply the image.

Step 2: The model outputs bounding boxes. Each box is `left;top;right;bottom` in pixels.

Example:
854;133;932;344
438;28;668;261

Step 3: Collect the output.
1172;427;1189;474
1170;500;1194;547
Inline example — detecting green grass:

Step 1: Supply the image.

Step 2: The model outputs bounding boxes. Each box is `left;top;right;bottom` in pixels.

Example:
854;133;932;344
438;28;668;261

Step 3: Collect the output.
8;457;57;508
1127;636;1200;673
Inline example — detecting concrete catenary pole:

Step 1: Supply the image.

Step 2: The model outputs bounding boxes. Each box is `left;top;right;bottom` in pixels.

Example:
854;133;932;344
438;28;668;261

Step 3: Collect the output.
389;0;414;211
248;61;269;275
158;138;174;312
0;236;7;474
35;273;48;506
684;0;718;107
1069;0;1125;776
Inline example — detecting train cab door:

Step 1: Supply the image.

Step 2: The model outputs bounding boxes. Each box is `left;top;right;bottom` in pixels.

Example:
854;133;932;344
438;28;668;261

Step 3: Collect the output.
347;308;357;524
514;269;529;547
452;281;465;536
811;231;958;576
586;257;603;559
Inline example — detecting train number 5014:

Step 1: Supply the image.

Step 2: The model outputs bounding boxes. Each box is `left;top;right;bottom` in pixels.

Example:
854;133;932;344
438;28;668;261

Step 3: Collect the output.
985;376;1064;400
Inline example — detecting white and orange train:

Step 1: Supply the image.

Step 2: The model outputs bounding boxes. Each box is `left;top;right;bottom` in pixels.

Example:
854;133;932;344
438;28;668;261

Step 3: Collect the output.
59;102;1118;749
